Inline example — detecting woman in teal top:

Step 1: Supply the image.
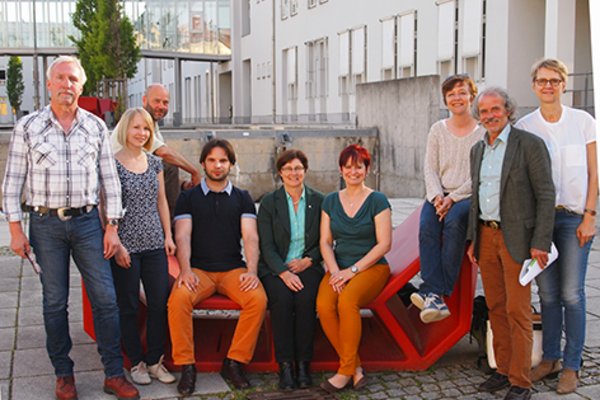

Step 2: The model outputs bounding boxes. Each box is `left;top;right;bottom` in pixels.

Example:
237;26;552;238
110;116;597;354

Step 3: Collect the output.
258;149;324;390
316;144;392;393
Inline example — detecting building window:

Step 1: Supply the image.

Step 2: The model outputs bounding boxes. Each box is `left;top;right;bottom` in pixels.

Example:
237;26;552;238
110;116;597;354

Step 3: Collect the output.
398;10;417;78
380;17;395;80
308;0;317;9
305;37;328;99
351;26;366;93
290;0;298;16
461;0;484;81
436;0;458;79
281;0;289;19
242;0;251;36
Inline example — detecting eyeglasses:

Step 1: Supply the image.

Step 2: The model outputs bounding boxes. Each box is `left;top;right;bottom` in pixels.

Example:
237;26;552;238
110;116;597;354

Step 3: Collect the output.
281;166;305;173
534;78;563;88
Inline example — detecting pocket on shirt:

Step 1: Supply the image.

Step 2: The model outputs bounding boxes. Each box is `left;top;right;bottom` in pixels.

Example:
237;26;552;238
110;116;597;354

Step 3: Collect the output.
78;142;98;168
31;142;57;169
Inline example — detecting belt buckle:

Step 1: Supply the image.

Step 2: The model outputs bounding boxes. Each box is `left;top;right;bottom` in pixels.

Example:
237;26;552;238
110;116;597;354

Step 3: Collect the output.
57;207;72;221
490;221;500;230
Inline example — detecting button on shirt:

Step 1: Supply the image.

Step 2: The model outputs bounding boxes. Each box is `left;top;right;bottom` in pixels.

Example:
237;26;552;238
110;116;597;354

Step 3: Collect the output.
479;124;511;222
2;106;123;221
284;188;306;263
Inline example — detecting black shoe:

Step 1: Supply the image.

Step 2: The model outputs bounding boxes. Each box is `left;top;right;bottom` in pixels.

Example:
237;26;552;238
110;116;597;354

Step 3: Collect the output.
278;362;297;390
478;372;510;393
503;386;531;400
296;361;312;388
220;358;251;389
177;364;196;396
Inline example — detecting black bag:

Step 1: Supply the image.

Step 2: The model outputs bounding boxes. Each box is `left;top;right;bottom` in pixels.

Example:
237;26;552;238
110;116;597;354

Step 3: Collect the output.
470;295;495;373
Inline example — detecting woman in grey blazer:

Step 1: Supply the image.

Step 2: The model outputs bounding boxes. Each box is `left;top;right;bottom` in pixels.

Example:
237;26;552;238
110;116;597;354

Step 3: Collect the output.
258;149;324;390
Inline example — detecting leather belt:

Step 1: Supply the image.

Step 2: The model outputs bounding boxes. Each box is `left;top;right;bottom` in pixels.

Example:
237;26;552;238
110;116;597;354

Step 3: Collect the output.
555;205;581;216
24;205;96;221
480;219;501;230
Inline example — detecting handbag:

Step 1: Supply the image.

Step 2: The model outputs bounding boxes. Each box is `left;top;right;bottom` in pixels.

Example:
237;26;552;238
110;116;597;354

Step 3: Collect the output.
486;305;543;369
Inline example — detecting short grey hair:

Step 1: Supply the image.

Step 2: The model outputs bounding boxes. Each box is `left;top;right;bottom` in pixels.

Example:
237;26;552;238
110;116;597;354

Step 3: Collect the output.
472;86;518;124
46;56;87;86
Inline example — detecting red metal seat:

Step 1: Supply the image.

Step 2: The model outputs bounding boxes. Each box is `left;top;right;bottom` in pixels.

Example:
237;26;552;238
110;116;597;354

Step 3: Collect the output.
82;204;476;371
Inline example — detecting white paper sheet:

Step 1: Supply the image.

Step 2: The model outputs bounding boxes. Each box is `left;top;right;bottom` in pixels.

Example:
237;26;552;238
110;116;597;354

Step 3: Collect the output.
519;243;558;286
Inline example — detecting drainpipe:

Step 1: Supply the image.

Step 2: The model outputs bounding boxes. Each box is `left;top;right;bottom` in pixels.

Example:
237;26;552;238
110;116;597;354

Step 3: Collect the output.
272;0;277;124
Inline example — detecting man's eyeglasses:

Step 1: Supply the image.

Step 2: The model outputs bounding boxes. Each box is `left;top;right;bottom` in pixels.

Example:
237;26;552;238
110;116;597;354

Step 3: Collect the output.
534;78;563;88
281;166;305;173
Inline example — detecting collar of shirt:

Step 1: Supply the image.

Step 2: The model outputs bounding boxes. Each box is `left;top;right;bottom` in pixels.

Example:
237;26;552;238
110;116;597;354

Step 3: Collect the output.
201;178;232;195
484;123;511;149
285;186;306;204
47;106;82;134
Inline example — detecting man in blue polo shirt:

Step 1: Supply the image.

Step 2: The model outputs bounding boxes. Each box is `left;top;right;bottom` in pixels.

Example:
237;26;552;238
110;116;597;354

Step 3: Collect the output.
168;138;267;395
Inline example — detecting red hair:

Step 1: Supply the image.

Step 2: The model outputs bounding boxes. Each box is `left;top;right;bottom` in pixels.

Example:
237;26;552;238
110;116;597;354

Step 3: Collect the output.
339;144;371;169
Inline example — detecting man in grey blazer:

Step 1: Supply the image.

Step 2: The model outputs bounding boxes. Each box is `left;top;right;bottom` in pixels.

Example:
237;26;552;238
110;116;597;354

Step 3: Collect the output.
466;87;555;400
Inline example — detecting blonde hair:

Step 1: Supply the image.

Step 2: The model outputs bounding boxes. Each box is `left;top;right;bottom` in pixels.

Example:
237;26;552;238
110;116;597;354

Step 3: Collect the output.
114;108;154;152
530;58;569;84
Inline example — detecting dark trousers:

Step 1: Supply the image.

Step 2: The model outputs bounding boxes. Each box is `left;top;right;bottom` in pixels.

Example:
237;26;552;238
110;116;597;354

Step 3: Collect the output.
162;161;180;219
111;248;170;366
261;267;323;363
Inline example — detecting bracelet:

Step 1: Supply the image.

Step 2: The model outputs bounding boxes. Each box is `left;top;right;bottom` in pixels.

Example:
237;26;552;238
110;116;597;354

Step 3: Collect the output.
584;208;597;216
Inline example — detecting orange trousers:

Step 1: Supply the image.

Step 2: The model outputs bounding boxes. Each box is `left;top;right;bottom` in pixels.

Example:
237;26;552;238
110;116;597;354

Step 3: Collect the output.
168;267;267;365
478;225;533;388
316;263;390;375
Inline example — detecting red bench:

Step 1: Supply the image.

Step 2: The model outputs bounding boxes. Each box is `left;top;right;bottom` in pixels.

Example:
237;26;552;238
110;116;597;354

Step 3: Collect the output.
82;205;476;371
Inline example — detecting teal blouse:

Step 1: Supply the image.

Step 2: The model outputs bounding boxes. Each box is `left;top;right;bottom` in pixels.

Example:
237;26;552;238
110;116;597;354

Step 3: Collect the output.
284;188;306;263
322;191;391;268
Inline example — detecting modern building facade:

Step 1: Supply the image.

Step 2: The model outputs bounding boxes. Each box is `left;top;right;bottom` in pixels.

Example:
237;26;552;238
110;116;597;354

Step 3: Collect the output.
228;0;594;124
0;0;231;124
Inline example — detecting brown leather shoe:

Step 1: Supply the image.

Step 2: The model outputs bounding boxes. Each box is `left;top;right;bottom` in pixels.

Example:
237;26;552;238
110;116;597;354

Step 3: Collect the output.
103;376;140;400
177;364;197;396
556;368;578;394
220;358;250;389
531;359;562;382
55;376;77;400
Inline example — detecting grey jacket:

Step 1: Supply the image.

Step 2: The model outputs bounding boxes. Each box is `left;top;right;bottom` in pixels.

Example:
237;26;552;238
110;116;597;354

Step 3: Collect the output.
467;126;555;263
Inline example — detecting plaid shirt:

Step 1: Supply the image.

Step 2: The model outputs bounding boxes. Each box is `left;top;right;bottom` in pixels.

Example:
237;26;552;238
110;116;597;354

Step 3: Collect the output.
2;105;123;222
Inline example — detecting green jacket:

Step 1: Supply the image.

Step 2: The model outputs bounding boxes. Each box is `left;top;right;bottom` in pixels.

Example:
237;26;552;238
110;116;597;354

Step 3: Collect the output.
257;185;324;278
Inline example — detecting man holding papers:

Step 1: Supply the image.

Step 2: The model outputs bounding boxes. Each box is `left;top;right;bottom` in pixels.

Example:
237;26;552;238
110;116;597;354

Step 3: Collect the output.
466;87;555;400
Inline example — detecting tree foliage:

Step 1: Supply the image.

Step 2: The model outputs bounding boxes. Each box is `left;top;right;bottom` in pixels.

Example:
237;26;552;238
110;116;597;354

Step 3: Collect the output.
70;0;140;96
7;56;24;115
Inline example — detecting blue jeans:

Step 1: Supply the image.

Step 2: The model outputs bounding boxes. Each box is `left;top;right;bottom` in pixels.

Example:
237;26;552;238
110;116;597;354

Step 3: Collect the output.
111;248;170;366
29;207;124;378
537;209;593;371
418;199;470;296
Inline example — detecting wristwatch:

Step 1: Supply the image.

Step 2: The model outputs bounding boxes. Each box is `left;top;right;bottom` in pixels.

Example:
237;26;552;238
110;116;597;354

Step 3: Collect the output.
350;265;359;274
107;218;120;227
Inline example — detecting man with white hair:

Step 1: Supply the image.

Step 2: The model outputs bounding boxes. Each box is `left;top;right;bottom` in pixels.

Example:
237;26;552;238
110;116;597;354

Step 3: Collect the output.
2;56;139;400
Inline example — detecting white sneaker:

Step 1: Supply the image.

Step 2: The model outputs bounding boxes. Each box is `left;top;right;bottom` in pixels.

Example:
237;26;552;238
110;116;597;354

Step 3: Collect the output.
410;292;426;310
148;356;176;384
420;293;451;323
130;361;151;385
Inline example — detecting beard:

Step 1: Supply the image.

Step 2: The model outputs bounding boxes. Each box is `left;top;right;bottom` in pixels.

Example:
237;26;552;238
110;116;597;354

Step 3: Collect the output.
204;168;230;182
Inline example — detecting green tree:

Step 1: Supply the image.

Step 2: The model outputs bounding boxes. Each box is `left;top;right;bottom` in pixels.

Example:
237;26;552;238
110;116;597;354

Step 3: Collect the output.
70;0;140;98
6;56;25;116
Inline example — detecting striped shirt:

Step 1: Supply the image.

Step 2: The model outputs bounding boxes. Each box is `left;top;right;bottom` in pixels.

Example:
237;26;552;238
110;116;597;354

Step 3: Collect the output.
2;105;123;222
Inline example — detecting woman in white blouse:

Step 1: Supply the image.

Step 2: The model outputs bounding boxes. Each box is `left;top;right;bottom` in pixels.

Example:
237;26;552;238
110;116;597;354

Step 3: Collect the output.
410;74;484;323
517;58;597;394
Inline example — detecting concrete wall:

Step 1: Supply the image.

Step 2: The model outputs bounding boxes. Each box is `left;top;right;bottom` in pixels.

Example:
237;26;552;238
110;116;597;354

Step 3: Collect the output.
356;75;440;198
0;129;378;207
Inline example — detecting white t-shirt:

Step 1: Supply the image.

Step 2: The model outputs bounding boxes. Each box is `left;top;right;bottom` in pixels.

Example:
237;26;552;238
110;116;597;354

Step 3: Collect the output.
516;106;596;214
110;123;166;154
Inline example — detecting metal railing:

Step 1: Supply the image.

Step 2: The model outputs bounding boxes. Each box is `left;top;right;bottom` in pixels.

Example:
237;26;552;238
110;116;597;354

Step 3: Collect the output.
567;72;594;117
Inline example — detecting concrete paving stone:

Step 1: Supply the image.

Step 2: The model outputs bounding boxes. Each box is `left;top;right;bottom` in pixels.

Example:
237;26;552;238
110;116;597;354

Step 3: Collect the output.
532;392;585;399
18;288;42;308
0;277;19;293
576;383;600;399
368;392;389;399
0;257;23;277
422;392;443;400
459;384;479;394
0;380;8;400
12;343;105;378
19;275;42;291
366;383;384;392
585;319;600;347
0;327;14;351
420;383;440;392
397;377;418;387
401;396;421;400
17;305;43;327
17;323;93;350
0;308;16;328
438;380;458;390
0;351;10;379
385;388;406;398
403;385;421;395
